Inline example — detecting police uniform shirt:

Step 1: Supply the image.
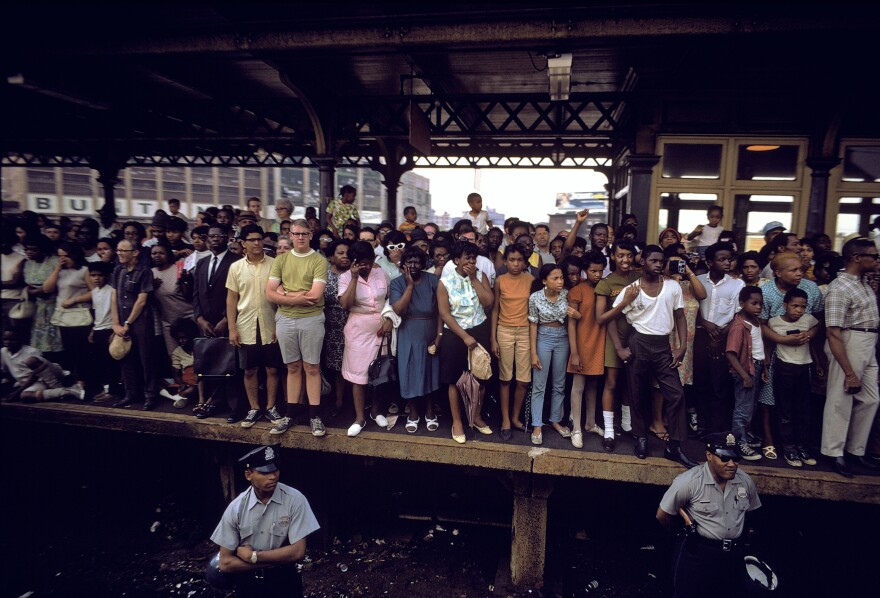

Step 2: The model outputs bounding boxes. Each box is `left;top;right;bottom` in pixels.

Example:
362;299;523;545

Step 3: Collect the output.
211;483;320;552
659;462;761;541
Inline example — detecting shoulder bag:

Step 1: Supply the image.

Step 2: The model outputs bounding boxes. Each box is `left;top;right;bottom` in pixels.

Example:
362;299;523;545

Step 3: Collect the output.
367;334;397;387
8;288;35;320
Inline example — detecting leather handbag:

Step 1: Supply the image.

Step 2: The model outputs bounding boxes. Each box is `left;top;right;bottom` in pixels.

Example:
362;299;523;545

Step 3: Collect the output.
50;305;94;327
367;334;397;387
8;288;35;320
193;336;237;377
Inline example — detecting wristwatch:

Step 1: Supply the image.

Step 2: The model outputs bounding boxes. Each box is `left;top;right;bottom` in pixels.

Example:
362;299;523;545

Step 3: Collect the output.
250;550;258;564
124;320;130;326
283;289;288;296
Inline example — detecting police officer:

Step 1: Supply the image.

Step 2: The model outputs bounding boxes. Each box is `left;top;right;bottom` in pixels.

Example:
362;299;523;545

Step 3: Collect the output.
656;432;761;598
210;445;319;596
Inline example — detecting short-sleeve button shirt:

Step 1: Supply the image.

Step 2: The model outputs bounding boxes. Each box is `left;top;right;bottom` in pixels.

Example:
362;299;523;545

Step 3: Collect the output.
697;273;744;327
528;288;569;324
111;264;154;322
211;483;320;552
337;267;390;315
824;272;879;329
226;254;277;345
659;463;761;541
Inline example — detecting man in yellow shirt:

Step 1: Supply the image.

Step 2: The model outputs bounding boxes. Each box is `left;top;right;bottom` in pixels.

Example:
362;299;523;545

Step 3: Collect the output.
227;224;285;431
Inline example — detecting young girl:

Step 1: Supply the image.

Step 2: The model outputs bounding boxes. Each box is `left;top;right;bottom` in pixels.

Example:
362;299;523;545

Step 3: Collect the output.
161;318;198;408
491;244;535;440
595;240;640;451
528;264;580;445
566;252;606;448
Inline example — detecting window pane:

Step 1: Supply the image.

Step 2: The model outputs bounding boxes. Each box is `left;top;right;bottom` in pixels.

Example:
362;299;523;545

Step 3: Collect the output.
736;145;799;181
745;211;792;251
839;197;863;204
661;144;723;179
843;146;880;183
835;213;861;251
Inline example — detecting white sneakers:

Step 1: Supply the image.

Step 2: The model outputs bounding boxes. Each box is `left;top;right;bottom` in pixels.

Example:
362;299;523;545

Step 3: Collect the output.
347;421;365;437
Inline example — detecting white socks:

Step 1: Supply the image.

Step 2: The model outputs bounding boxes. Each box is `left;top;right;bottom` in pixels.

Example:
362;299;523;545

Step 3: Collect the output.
603;411;615;438
621;405;632;432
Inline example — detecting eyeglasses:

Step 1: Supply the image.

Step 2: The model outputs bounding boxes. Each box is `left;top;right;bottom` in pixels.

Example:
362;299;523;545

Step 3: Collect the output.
433;252;450;260
460;236;476;242
387;242;406;251
207;233;226;238
319;237;333;243
856;253;880;260
117;249;136;253
291;232;310;237
243;237;263;243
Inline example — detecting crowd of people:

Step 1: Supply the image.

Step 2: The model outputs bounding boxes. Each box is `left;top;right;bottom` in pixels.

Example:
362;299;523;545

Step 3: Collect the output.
3;189;880;478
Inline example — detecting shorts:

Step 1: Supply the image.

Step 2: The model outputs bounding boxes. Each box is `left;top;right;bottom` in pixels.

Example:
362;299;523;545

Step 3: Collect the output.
239;342;284;370
237;323;284;370
496;324;531;383
23;381;48;393
275;312;325;365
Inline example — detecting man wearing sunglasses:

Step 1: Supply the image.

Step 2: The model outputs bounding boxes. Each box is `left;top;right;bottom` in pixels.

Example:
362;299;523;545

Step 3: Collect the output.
656;431;761;598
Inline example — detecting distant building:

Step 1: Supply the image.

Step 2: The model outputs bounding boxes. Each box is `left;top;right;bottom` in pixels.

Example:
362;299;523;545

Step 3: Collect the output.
1;165;430;225
548;191;608;237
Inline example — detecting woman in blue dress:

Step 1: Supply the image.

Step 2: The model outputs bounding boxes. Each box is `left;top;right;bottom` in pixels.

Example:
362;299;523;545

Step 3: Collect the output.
390;246;441;433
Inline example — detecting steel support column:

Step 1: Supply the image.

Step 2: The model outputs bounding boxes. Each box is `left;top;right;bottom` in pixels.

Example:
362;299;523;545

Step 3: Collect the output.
370;140;416;226
624;154;660;234
95;166;122;226
314;156;336;227
806;157;841;237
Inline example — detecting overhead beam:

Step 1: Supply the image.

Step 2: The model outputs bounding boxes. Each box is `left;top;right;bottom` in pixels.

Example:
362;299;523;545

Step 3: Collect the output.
55;13;873;57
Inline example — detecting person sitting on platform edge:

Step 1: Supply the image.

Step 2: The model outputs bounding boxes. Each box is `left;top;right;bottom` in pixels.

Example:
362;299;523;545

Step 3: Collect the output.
210;445;319;597
656;431;761;598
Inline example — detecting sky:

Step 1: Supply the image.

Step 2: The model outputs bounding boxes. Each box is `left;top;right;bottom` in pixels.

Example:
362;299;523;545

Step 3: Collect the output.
413;167;608;223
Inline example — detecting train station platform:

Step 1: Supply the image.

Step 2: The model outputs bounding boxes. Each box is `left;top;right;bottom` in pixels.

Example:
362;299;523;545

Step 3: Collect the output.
4;400;879;588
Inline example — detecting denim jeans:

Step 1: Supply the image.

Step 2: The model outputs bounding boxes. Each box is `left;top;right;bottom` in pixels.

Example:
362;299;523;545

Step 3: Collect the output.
731;360;763;442
530;325;569;427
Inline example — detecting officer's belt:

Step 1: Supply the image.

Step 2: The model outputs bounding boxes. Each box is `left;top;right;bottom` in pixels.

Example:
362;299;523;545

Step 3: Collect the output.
689;533;742;552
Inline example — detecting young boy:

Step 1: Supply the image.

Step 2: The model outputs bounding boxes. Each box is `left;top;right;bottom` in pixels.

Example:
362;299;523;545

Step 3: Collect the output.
466;192;491;235
398;206;421;239
725;286;769;460
687;205;724;257
768;288;820;467
491;245;535;440
85;262;121;402
566;251;607;447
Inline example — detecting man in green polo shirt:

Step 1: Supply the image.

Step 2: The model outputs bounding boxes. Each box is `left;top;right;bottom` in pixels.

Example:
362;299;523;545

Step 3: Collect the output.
266;219;328;436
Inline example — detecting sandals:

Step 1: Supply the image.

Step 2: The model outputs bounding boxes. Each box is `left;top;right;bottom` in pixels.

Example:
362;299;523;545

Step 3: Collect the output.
192;402;206;415
425;416;439;432
650;429;670;443
405;417;419;434
762;445;778;460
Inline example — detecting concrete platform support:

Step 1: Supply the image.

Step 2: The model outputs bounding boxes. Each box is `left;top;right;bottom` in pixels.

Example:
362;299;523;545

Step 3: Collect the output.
510;472;554;588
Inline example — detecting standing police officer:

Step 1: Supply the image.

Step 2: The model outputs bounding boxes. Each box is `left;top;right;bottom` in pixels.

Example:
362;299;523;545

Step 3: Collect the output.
656;432;761;598
210;445;319;596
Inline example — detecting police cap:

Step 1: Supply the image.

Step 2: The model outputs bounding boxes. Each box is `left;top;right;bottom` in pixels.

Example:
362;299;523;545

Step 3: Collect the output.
239;445;279;473
703;431;739;459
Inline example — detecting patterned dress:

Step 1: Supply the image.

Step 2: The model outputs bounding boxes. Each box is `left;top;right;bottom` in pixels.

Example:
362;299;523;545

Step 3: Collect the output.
23;256;63;353
322;269;349;372
668;278;699;386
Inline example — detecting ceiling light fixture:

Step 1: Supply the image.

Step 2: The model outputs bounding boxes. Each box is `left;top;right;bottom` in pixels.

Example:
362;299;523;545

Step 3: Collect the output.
745;145;780;152
548;53;572;101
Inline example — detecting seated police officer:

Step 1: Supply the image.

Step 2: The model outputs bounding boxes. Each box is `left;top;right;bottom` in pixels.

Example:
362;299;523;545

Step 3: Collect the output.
656;432;762;598
210;445;319;596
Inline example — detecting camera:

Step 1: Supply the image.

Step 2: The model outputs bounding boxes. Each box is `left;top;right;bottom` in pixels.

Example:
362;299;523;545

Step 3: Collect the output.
676;260;686;275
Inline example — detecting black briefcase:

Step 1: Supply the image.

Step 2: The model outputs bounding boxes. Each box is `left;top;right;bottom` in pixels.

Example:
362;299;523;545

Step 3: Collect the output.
194;337;237;377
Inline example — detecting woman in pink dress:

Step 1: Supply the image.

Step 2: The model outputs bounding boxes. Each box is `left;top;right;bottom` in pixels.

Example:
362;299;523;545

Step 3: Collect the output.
338;241;393;437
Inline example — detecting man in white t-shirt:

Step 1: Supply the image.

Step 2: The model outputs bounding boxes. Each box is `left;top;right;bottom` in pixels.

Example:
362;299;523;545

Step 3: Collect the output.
609;245;698;467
